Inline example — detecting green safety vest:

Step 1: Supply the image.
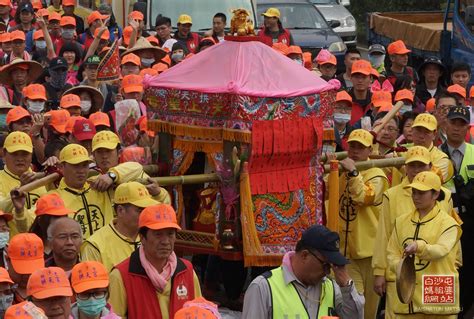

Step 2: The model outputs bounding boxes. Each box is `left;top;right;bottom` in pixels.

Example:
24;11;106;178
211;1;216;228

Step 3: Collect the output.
265;267;335;319
444;143;474;192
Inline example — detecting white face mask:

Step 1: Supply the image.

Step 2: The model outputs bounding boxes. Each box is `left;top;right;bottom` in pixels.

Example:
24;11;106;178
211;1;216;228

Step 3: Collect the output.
62;29;75;40
27;101;45;114
80;100;92;113
141;58;155;67
0;232;8;249
35;40;46;49
369;54;385;68
400;103;412;114
334;112;351;124
293;58;303;66
171;52;184;62
0;293;13;313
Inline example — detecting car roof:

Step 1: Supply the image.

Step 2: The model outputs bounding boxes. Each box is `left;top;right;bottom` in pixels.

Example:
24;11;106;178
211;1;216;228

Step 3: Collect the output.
257;0;313;4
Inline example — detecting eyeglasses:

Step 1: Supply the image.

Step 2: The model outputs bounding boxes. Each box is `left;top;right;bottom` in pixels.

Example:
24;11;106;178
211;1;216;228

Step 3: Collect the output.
53;233;82;242
307;249;331;272
77;290;107;300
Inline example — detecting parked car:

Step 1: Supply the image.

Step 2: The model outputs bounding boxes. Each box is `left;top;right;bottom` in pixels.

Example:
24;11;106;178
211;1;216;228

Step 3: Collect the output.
257;0;347;70
310;0;357;47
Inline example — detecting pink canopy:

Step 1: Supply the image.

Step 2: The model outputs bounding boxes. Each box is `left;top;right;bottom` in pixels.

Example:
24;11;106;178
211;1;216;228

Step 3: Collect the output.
144;40;334;97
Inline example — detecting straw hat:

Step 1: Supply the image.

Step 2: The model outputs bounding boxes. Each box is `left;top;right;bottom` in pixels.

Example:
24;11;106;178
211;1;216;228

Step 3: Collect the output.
63;85;104;113
0;59;43;85
0;59;43;86
122;37;166;62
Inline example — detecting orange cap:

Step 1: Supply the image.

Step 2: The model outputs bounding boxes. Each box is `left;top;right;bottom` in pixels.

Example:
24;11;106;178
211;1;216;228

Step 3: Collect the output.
10;30;25;42
302;52;312;70
379;103;393;113
152;62;168;74
6;106;31;125
0;210;12;222
271;42;288;54
87;11;107;25
387;40;411;55
38;8;49;18
336;90;352;104
140;68;158;77
0;0;11;6
0;32;10;43
60;16;76;27
22;83;46;100
136;115;155;136
371;91;393;109
31;0;43;10
425;97;436;113
4;301;45;319
470;86;474;98
71;261;109;293
147;35;159;46
447;84;466;99
7;233;44;274
174;307;217;319
27;267;73;299
121;74;143;93
285;45;302;56
371;68;380;78
48;12;61;22
65;116;84;134
60;94;81;109
122;26;133;46
121;53;140;66
394;89;414;103
94;28;110;41
128;10;144;21
35;193;74;216
351;60;372;76
89;112;110;127
120;146;147;163
33;29;44;41
138;204;181;230
0;267;13;284
48;109;71;134
62;0;76;6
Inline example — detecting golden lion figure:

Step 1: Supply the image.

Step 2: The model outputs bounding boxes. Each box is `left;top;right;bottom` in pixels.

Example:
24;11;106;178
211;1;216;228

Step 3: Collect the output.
230;9;255;36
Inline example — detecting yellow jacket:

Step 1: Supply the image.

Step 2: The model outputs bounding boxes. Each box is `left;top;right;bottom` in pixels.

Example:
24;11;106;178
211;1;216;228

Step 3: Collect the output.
0;167;46;235
372;177;455;280
387;203;461;315
428;143;453;183
339;167;388;259
81;220;140;272
50;179;114;239
95;162;171;204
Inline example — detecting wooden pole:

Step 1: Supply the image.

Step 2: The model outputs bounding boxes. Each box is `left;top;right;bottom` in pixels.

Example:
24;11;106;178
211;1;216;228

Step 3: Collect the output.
372;101;404;135
320;151;347;162
12;173;60;196
327;160;340;232
138;173;220;186
323;157;405;173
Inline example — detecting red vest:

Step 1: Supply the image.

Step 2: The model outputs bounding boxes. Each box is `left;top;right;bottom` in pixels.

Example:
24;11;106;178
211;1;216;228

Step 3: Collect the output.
116;250;195;319
258;27;291;47
186;33;200;54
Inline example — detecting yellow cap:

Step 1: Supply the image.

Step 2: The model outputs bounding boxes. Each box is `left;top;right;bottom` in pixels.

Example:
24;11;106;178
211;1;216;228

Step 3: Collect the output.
177;14;192;25
412;113;437;132
92;131;120;152
59;144;91;164
406;171;441;191
347;129;373;147
405;146;431;165
114;181;159;208
4;132;33;153
262;7;280;18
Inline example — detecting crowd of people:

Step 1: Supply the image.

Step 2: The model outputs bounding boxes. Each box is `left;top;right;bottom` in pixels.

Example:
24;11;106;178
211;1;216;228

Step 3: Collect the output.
0;0;468;318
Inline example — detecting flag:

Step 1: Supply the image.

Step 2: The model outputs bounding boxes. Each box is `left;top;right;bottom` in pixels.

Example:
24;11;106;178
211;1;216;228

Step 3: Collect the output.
97;39;120;81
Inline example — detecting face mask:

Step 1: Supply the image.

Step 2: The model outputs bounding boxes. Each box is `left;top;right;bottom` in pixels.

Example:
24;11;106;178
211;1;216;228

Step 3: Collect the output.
141;58;155;67
0;232;9;249
80;100;92;113
400;103;412;115
35;40;46;49
293;58;303;66
0;293;13;312
77;296;106;317
49;69;67;89
61;29;75;40
171;52;184;62
27;101;45;113
334;112;351;124
0;114;6;131
369;54;385;68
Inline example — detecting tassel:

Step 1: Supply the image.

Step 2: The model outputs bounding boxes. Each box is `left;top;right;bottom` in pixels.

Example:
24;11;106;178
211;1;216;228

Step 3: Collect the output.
173;139;223;153
223;128;252;143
